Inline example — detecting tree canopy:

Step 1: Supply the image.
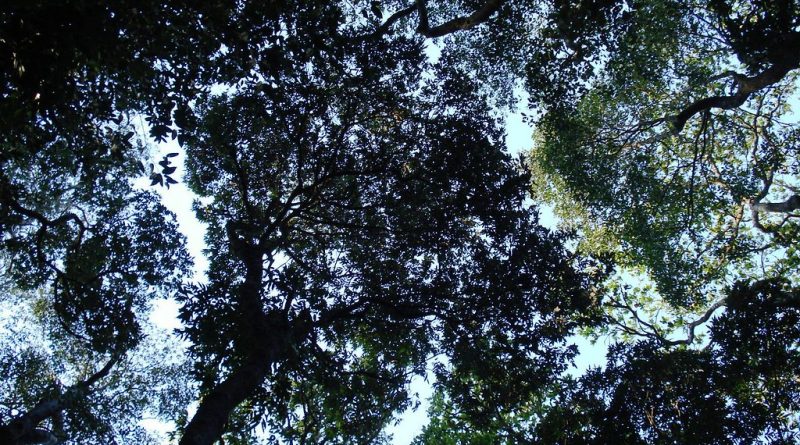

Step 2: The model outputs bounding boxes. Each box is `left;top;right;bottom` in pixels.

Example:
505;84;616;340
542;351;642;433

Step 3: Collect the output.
1;1;799;444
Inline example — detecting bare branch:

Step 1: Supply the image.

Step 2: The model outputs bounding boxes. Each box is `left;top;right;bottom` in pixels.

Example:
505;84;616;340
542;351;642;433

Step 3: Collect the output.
664;299;726;346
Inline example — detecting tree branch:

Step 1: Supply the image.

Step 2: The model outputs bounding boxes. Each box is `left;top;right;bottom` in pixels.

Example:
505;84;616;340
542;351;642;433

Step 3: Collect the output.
369;4;419;39
416;0;504;38
0;352;121;444
664;299;726;346
669;58;800;134
751;195;800;214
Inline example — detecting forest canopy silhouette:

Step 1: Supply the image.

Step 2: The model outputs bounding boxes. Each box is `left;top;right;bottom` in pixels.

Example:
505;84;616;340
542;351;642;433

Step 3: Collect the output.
1;1;799;444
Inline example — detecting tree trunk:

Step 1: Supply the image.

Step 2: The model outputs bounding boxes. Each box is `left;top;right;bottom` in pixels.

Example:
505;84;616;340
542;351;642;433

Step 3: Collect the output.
179;231;282;445
0;400;61;445
178;349;277;445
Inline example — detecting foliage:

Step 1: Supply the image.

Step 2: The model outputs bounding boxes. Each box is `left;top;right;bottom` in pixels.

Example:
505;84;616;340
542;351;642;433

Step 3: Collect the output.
0;285;194;444
175;13;598;439
528;0;800;306
1;1;197;442
418;279;800;444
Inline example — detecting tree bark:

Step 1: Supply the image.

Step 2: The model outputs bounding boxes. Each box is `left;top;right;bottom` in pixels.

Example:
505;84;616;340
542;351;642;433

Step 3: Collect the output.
751;195;800;213
416;0;504;38
179;229;288;445
178;351;276;445
14;429;57;445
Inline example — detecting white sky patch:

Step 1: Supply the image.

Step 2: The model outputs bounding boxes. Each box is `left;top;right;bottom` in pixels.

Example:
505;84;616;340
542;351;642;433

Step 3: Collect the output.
568;335;609;376
505;104;534;156
150;140;210;281
140;138;210;332
505;95;559;229
148;298;184;331
386;373;436;444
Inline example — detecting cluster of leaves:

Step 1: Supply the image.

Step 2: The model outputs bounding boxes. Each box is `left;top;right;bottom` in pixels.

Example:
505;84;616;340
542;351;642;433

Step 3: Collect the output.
0;1;206;442
523;0;800;302
173;7;602;440
141;153;180;188
416;279;800;444
397;0;800;442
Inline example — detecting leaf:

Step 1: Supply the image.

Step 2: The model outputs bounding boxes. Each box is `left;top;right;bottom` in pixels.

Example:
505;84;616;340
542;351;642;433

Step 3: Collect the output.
166;152;179;158
151;124;170;143
150;173;163;187
163;166;177;175
370;1;382;18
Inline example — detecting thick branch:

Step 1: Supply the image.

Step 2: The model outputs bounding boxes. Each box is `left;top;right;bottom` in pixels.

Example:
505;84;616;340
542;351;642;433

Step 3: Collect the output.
670;58;800;134
416;0;504;38
368;4;418;39
751;194;800;214
0;175;85;232
0;353;120;444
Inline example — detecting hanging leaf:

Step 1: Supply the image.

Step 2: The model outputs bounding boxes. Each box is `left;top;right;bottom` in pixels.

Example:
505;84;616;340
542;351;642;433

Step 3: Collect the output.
370;1;382;18
150;173;163;187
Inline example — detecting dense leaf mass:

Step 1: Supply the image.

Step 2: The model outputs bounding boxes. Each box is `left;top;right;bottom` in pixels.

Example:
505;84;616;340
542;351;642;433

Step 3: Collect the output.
1;1;799;444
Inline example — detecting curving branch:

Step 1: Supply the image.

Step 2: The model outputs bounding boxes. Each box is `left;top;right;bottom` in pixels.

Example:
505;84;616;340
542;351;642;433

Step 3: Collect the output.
607;292;727;348
751;194;800;214
748;169;798;241
0;174;86;233
0;352;121;445
358;0;505;40
415;0;504;38
366;4;419;39
668;55;800;135
663;299;726;347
